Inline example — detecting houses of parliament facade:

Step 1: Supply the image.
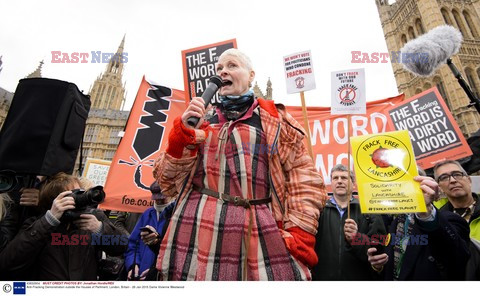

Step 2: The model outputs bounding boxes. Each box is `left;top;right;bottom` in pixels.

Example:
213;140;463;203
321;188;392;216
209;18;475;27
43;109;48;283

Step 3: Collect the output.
375;0;480;137
0;37;272;173
1;0;479;170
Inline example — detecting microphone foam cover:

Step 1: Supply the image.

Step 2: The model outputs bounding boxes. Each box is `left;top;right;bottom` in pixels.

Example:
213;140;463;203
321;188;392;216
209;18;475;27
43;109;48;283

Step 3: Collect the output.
401;25;462;77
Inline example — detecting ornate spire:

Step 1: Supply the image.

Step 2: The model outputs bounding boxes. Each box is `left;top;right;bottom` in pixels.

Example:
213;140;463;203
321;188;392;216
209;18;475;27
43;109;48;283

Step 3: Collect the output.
118;34;125;53
0;55;3;74
252;81;264;98
105;34;126;76
89;36;127;110
266;77;272;100
26;60;44;78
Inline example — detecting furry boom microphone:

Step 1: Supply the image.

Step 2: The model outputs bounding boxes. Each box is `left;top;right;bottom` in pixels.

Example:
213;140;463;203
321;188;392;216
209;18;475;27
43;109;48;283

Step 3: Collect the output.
401;25;480;114
400;25;462;77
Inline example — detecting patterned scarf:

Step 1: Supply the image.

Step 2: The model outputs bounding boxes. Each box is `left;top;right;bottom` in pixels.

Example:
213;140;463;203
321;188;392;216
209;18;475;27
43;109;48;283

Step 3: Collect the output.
393;214;414;280
219;90;254;120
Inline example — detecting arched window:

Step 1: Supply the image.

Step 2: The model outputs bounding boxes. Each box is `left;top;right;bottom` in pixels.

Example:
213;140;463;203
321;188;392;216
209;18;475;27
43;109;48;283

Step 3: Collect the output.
105;86;112;109
463;10;479;38
401;34;407;46
98;84;106;108
441;8;452;25
408;27;416;39
110;88;116;109
433;76;452;111
415;19;425;35
465;68;480;98
452;9;468;37
424;83;432;91
415;88;423;94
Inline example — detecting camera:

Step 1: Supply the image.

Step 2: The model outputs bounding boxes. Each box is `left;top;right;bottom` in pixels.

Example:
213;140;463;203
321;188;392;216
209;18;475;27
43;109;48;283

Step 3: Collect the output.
0;170;17;193
0;170;38;199
62;185;106;221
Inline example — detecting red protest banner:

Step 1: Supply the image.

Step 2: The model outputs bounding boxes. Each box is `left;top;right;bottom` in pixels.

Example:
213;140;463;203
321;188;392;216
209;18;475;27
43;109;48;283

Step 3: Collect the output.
386;87;472;169
286;94;405;186
100;77;186;213
182;39;237;105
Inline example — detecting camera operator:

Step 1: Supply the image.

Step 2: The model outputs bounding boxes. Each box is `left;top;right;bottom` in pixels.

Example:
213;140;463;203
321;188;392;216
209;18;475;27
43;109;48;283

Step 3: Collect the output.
0;173;126;280
0;176;47;249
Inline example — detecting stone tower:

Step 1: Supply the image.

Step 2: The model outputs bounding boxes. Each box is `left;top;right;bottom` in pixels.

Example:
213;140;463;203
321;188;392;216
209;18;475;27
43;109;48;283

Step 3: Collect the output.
76;36;129;172
375;0;480;136
88;35;126;110
252;78;273;100
25;60;44;78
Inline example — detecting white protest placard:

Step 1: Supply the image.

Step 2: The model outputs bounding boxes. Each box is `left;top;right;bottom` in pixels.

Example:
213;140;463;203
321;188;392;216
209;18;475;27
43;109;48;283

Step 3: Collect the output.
331;68;366;115
283;50;316;94
82;158;111;186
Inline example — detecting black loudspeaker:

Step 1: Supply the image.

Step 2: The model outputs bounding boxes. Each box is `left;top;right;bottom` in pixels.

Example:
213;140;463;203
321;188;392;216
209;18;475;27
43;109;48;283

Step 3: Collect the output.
0;78;91;176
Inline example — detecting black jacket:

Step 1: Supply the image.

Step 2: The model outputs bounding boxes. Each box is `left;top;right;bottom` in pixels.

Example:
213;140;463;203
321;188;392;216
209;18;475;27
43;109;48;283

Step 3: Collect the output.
0;209;127;280
382;210;470;280
439;193;480;280
312;197;386;280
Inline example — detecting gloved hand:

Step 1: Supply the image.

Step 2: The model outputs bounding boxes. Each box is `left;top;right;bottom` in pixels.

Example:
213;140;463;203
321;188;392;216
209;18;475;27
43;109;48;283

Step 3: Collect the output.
283;226;318;268
166;117;209;158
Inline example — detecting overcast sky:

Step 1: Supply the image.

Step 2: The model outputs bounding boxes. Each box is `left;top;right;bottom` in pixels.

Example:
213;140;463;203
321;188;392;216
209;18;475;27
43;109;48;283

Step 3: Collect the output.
0;0;399;110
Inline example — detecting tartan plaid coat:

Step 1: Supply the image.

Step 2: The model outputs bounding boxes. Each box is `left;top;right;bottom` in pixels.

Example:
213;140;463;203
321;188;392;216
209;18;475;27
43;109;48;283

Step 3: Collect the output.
154;98;326;237
153;99;327;280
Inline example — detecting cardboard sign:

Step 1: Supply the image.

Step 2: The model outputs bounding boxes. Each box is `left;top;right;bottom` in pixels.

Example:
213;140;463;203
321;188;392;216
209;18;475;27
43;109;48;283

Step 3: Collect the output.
100;77;186;213
351;130;427;214
386;87;472;169
284;50;316;94
82;158;111;186
286;94;404;186
331;68;366;115
182;39;237;105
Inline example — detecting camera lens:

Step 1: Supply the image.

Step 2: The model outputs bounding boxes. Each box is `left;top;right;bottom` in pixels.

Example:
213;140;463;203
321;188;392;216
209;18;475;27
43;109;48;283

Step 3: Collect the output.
87;187;105;204
0;171;17;193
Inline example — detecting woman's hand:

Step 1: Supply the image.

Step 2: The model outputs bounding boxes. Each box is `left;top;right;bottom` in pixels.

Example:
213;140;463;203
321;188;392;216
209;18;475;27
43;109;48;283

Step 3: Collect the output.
181;97;206;129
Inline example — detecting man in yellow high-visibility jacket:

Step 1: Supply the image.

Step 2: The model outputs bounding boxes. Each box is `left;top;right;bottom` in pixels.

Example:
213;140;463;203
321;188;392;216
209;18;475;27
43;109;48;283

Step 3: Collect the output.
433;160;480;280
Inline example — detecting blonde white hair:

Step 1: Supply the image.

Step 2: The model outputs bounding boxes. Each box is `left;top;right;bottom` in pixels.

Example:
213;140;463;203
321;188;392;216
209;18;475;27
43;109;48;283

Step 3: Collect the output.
0;194;12;222
218;48;253;72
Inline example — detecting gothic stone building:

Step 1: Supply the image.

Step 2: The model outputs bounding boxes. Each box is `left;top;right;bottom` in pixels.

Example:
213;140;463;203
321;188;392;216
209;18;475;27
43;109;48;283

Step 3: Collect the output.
75;36;129;171
376;0;480;137
1;37;274;174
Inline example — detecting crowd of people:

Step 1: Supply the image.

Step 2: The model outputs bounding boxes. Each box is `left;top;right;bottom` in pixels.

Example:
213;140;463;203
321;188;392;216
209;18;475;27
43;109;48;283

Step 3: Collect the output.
0;49;478;281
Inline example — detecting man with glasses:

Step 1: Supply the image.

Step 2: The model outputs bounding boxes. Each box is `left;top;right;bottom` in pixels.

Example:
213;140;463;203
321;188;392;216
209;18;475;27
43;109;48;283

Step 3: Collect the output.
433;160;480;279
367;168;470;280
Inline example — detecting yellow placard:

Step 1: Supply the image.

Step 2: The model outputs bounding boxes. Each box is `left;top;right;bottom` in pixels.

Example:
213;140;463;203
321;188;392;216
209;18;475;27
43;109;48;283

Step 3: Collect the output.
351;130;427;214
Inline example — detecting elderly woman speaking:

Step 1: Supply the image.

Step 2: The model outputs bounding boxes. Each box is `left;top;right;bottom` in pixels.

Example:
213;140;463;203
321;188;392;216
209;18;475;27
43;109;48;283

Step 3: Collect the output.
154;48;326;280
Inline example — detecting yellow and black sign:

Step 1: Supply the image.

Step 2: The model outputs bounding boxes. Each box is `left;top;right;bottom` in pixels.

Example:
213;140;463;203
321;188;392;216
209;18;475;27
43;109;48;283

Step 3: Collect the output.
351;130;427;214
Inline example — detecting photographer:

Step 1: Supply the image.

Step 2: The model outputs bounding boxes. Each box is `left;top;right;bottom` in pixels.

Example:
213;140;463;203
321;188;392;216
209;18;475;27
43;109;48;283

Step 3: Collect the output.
0;173;126;280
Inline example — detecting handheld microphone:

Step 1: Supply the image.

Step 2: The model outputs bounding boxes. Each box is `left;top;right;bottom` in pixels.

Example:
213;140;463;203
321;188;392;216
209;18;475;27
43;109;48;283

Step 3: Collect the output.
187;75;223;127
400;25;462;77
